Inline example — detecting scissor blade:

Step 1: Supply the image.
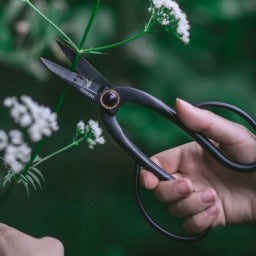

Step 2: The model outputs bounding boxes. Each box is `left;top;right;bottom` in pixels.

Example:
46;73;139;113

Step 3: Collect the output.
56;40;113;89
41;58;102;103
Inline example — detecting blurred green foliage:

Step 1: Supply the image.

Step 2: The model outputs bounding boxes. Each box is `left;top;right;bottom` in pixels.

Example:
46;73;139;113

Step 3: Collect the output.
0;0;255;255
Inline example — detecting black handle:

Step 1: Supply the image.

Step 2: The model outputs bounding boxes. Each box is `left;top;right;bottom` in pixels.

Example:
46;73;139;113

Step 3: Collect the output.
100;87;179;181
101;87;256;173
100;87;256;242
101;88;210;242
100;110;174;181
134;164;211;242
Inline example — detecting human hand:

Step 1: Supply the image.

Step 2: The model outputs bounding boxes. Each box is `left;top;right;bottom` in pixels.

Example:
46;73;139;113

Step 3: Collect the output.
0;223;64;256
140;99;256;234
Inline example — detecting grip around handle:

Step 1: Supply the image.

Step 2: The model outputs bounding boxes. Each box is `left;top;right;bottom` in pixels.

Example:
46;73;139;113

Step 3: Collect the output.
134;164;211;242
100;87;255;241
101;87;256;172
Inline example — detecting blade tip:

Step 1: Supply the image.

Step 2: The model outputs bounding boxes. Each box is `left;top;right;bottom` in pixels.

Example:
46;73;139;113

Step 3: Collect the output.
40;57;48;65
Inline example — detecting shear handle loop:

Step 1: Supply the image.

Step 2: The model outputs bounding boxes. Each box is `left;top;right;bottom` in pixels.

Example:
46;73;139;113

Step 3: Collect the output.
105;87;256;172
134;164;211;242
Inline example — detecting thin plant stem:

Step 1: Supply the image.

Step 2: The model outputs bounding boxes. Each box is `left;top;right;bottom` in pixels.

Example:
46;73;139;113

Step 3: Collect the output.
80;15;158;54
71;0;101;71
0;0;102;205
23;0;79;52
0;1;160;205
81;30;147;53
31;138;84;169
26;0;102;165
79;0;101;49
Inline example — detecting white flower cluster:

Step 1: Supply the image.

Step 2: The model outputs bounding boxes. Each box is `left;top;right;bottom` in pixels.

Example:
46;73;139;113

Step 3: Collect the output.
77;120;105;149
149;0;190;44
0;95;59;174
0;130;31;173
4;95;59;142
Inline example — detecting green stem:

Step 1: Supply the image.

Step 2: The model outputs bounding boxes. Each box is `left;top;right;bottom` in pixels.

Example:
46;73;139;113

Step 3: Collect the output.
54;87;69;112
26;86;69;166
81;30;147;53
0;0;102;207
70;0;101;70
145;14;156;31
79;0;101;49
31;139;83;169
80;14;159;54
26;0;102;166
24;0;79;52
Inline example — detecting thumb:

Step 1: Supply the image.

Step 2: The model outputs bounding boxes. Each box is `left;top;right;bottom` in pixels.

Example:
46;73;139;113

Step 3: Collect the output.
175;98;248;147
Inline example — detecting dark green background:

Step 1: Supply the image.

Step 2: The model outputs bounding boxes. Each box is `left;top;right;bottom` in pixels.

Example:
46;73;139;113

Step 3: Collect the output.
0;0;255;255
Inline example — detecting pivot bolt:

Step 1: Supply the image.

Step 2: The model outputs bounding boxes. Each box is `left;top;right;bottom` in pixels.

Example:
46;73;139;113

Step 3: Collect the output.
100;90;120;110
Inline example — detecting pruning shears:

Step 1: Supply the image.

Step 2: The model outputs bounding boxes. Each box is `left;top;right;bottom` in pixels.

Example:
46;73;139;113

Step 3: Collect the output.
41;40;256;242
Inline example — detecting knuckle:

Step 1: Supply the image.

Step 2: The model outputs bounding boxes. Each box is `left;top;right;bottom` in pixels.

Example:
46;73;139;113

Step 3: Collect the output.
154;188;169;203
168;204;184;218
154;180;178;203
183;209;215;234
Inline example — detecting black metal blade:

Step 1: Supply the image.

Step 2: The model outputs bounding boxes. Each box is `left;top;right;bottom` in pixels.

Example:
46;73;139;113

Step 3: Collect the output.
41;58;102;104
56;40;113;89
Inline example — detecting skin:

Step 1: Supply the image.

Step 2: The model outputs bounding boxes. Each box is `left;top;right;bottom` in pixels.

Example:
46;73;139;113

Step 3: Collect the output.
140;99;256;234
0;224;64;256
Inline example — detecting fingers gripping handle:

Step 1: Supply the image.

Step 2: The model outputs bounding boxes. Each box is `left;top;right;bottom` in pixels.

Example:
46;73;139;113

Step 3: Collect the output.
100;110;210;241
100;87;255;241
100;87;211;241
102;87;256;172
134;164;211;242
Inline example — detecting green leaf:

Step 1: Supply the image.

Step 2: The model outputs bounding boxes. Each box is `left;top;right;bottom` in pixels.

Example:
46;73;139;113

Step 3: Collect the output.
26;174;38;191
31;167;45;183
20;179;30;197
2;171;14;188
27;170;43;190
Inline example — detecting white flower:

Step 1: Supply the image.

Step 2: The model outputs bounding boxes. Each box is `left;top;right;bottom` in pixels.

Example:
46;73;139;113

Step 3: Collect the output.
21;96;59;142
5;97;31;126
19;113;33;127
3;97;17;107
9;130;23;145
0;130;8;151
0;129;31;173
77;121;86;134
86;120;105;149
28;125;41;142
149;0;190;44
88;120;102;138
1;95;60;175
4;95;59;142
4;142;31;173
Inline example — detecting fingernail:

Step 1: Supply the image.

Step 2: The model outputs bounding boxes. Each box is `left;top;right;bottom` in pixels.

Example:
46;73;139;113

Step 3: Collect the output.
176;181;190;195
176;98;192;107
200;189;216;203
206;204;218;216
